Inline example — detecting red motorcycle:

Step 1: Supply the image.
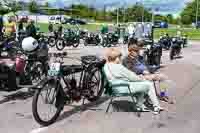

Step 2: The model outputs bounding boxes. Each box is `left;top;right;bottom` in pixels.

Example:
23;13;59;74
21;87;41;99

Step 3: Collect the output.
0;47;48;91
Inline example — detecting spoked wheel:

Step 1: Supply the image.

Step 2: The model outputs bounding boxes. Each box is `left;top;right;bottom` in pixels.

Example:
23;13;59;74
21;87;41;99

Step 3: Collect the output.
48;37;56;47
32;79;64;126
56;39;65;51
86;68;104;102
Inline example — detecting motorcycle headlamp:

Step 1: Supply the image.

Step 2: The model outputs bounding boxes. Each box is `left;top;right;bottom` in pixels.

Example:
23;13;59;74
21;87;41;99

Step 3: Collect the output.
172;38;176;42
147;45;151;49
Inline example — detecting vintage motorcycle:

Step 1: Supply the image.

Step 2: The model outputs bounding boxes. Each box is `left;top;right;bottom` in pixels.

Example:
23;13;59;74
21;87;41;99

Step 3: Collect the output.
143;41;162;67
169;37;183;60
84;32;103;46
56;28;80;50
0;42;49;91
158;35;171;50
32;53;106;126
101;32;119;47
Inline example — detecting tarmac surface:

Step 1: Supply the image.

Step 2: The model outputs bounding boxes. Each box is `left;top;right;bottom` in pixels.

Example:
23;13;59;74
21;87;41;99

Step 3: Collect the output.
0;41;200;133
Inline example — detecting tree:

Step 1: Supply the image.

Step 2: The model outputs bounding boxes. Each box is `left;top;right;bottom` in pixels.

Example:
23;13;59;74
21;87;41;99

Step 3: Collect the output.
181;14;192;24
166;14;173;24
29;0;38;13
180;0;199;24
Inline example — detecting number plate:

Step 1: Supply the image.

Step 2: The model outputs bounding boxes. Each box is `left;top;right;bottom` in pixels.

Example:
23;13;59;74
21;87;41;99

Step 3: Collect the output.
48;63;61;76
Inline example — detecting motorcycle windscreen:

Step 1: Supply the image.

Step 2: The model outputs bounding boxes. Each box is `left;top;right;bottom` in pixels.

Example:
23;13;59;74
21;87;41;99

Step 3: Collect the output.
135;23;144;39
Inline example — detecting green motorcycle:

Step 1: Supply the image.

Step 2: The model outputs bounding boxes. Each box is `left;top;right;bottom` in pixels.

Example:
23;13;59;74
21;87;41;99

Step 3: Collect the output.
56;28;80;51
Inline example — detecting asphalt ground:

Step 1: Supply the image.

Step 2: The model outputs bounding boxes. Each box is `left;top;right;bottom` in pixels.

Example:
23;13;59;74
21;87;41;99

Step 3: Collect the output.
0;41;200;133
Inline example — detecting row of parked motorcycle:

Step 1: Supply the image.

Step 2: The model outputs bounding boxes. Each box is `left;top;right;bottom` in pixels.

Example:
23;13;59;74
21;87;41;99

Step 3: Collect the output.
47;28;127;50
158;33;187;60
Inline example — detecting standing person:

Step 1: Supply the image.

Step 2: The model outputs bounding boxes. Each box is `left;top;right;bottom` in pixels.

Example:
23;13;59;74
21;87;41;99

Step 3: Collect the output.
18;20;24;32
57;24;63;37
3;16;16;37
48;22;53;33
101;24;108;34
26;20;37;39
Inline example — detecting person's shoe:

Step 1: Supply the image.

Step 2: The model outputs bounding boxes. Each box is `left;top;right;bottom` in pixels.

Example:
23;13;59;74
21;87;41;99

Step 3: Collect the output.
153;106;164;115
141;104;150;112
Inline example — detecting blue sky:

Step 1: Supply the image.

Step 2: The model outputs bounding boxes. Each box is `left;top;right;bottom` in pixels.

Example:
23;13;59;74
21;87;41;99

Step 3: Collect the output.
22;0;193;16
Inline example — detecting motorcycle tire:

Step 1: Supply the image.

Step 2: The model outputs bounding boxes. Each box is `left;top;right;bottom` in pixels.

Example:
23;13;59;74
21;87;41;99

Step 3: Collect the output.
56;39;65;51
32;79;64;126
72;39;80;48
170;48;174;60
101;39;107;47
48;37;56;47
84;39;89;46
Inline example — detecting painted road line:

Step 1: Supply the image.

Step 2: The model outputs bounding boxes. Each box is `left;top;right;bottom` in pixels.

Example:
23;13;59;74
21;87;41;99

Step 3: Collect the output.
29;127;48;133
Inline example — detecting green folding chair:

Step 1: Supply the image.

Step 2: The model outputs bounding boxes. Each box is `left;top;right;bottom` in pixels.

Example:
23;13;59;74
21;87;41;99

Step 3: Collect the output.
102;69;140;113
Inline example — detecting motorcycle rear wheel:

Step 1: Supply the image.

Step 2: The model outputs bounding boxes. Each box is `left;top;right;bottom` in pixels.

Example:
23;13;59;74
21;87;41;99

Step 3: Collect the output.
56;39;65;51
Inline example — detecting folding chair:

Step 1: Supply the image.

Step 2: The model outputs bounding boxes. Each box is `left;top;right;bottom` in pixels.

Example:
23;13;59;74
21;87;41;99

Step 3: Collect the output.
102;69;140;113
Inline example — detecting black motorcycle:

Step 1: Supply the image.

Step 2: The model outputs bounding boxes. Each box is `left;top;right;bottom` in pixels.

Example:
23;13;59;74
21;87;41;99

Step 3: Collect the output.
32;53;106;126
84;32;103;46
0;44;49;91
158;35;171;50
102;32;119;47
56;29;80;51
143;42;162;67
170;37;183;60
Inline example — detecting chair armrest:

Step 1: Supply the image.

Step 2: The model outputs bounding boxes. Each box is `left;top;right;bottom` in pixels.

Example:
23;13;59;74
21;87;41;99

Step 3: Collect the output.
111;83;130;88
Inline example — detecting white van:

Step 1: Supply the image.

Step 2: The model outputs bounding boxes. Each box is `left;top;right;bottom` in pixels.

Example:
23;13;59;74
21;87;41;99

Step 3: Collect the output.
49;16;62;24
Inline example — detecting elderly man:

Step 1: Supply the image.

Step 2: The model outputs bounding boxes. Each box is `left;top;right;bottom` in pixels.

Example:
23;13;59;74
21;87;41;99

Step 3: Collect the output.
122;42;174;104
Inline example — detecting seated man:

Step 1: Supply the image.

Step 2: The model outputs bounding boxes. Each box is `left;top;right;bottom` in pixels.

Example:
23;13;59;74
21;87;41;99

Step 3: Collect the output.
122;43;173;103
104;47;163;114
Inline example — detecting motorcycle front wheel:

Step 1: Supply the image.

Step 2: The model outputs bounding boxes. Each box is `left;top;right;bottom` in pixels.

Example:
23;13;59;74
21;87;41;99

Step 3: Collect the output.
72;38;80;48
32;78;64;126
48;37;56;47
56;39;65;51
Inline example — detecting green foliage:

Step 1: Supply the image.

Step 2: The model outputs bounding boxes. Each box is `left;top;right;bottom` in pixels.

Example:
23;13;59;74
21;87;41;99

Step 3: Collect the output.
29;0;38;13
181;0;199;24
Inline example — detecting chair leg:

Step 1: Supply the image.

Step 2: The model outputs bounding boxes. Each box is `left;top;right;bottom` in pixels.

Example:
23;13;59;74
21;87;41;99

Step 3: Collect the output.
106;97;113;113
128;86;141;117
153;81;159;97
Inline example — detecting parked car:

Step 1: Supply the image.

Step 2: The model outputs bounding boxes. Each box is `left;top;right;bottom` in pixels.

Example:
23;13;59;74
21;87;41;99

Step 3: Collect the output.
153;21;168;28
62;18;87;25
49;16;62;24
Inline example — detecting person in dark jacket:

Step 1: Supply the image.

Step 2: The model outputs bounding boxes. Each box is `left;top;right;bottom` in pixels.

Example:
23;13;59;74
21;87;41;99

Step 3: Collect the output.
18;20;24;31
48;23;53;33
26;20;37;38
57;24;63;37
